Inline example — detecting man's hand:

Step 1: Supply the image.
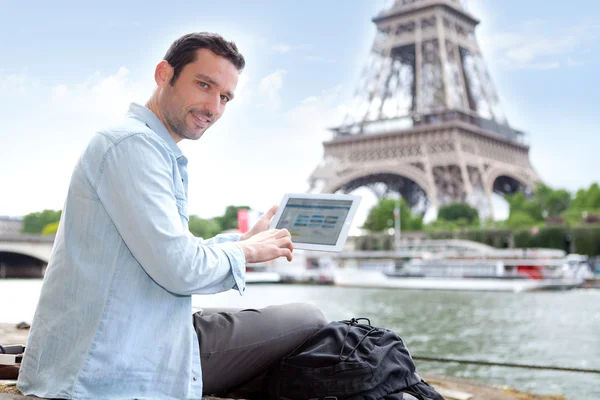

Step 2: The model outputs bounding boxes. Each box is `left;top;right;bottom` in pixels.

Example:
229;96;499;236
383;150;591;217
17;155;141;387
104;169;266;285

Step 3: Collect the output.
237;228;294;263
240;205;278;241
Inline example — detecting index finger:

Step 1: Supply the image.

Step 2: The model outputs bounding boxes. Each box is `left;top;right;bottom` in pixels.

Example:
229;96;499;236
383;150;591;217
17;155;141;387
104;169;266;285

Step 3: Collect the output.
277;228;291;238
266;204;278;217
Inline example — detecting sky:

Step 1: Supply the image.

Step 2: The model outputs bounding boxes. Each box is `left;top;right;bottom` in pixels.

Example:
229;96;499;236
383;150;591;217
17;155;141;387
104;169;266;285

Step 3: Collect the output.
1;0;599;229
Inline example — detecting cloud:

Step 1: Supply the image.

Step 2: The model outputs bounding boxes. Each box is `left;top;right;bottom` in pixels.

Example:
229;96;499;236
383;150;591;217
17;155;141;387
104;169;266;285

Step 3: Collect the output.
0;67;157;216
271;43;309;54
286;84;347;135
483;30;581;70
566;58;585;68
252;84;348;190
490;32;579;67
51;66;152;124
182;83;349;220
272;43;292;53
0;70;38;93
52;84;68;98
258;69;287;111
303;55;336;63
520;61;561;70
464;1;596;70
232;73;252;104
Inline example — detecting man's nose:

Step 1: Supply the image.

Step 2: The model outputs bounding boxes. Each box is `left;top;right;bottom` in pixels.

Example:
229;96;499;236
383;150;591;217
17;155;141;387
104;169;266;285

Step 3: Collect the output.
204;94;221;117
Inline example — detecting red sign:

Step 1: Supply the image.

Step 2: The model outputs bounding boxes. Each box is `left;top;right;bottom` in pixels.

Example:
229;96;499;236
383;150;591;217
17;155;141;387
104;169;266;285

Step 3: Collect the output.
237;209;249;233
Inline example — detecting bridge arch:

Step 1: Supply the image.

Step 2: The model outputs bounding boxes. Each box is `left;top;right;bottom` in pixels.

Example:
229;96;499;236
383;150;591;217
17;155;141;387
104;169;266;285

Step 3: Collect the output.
0;243;52;263
322;164;433;213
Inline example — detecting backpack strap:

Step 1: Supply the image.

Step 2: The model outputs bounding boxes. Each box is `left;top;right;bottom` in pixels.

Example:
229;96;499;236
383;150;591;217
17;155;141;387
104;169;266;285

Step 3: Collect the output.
339;318;378;361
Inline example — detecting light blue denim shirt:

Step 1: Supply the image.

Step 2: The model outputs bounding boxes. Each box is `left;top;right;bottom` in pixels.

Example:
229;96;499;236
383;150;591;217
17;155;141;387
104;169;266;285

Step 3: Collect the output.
17;103;246;399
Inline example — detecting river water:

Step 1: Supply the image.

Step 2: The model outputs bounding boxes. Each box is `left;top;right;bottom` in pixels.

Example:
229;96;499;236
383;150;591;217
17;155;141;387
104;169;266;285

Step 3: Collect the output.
1;279;598;399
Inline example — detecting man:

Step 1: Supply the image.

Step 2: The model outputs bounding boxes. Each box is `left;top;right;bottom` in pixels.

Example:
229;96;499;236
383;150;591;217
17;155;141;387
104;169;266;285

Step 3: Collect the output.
17;32;327;399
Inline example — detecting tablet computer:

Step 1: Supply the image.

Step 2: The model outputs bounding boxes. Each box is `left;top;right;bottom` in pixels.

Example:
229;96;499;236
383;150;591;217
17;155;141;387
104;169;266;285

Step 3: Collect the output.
269;193;362;252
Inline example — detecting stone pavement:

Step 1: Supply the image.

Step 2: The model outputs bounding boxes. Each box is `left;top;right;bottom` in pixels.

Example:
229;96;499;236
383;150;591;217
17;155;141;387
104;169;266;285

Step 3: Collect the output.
1;323;566;400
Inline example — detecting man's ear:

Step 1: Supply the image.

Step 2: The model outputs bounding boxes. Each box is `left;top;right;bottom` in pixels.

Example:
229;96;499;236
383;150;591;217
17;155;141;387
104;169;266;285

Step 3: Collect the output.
154;60;173;88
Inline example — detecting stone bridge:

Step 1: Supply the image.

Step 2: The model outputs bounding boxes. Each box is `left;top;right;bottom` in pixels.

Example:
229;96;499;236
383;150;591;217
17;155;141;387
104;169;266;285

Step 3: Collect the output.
0;235;54;278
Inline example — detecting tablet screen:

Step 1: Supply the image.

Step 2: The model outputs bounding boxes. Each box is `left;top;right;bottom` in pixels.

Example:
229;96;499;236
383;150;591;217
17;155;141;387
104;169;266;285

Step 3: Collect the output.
274;197;353;245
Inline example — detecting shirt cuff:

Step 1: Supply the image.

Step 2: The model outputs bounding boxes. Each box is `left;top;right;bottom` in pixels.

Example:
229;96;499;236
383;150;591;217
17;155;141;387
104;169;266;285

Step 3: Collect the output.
217;241;246;295
213;233;242;243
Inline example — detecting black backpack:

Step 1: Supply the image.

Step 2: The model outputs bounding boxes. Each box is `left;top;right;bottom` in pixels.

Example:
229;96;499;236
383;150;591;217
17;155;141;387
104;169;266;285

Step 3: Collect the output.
263;318;445;400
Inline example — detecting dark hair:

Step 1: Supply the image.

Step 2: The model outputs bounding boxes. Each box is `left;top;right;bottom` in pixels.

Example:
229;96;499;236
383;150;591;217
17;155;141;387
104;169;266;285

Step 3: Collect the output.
164;32;245;85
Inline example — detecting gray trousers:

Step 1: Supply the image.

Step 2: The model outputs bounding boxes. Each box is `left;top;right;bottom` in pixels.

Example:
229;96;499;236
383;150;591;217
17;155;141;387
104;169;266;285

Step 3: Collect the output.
193;303;328;397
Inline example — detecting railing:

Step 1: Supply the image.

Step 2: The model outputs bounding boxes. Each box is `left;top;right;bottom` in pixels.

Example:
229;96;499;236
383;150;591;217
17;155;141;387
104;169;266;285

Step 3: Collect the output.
0;234;55;243
332;110;528;146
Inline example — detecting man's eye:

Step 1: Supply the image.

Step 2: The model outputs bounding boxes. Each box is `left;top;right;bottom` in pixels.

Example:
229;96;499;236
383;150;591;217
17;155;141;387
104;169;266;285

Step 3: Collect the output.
199;82;209;88
220;95;230;103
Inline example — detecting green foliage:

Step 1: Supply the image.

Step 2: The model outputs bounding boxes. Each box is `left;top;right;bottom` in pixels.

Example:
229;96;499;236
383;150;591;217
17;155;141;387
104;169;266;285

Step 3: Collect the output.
41;221;60;236
355;233;392;250
534;184;571;218
424;219;461;232
514;226;570;251
561;208;584;225
425;228;512;248
504;211;538;229
572;226;600;256
362;198;423;233
513;229;534;248
214;205;250;231
188;205;252;237
437;202;479;225
188;216;222;238
535;225;570;249
358;183;600;256
571;183;600;210
467;229;512;248
504;183;572;227
505;192;543;222
422;225;600;256
22;210;62;234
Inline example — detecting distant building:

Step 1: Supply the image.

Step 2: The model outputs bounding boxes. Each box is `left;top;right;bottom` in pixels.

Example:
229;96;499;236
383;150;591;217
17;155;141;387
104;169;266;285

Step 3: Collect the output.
0;216;23;235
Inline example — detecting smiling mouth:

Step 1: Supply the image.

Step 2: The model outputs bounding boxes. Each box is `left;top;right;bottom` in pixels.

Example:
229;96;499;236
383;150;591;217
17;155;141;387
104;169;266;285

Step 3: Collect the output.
191;111;211;127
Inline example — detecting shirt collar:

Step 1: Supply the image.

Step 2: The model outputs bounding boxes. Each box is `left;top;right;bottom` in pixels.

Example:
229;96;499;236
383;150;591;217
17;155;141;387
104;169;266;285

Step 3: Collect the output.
127;103;184;159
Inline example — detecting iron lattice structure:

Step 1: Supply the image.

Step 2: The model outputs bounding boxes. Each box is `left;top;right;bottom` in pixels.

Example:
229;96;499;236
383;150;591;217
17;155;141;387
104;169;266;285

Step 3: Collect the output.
309;0;539;218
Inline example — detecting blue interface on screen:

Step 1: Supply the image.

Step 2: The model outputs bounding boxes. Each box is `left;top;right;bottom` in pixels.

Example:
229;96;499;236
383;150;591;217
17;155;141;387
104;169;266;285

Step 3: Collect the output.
275;198;352;245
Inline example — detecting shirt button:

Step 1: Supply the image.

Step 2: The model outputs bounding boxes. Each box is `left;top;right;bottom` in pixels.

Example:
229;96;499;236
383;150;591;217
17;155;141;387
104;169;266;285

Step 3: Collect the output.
193;376;197;381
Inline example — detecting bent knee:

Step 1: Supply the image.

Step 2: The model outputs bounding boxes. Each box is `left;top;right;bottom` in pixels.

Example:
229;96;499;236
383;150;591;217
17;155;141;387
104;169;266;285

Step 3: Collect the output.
288;302;328;331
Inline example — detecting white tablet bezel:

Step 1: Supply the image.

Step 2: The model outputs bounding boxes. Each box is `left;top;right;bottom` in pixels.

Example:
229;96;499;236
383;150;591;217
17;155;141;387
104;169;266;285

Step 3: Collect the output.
268;193;362;252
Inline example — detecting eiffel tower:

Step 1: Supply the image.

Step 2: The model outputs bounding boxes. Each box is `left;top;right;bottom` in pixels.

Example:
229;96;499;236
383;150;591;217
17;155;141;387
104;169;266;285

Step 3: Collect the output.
308;0;539;218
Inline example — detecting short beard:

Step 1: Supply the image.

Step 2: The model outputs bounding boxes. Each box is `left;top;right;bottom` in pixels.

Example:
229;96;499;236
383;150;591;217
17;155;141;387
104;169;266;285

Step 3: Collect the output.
160;85;205;141
163;108;197;141
163;104;209;140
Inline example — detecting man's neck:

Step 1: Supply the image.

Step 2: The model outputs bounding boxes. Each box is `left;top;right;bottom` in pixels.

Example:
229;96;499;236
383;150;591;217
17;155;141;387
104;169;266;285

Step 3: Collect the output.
146;94;183;144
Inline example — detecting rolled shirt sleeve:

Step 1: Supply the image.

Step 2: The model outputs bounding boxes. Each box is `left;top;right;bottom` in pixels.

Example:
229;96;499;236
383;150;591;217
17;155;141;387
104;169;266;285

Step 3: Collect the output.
94;132;246;295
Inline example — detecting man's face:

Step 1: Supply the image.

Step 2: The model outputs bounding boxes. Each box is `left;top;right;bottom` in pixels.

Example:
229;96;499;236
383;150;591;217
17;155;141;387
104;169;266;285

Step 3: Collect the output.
159;48;239;141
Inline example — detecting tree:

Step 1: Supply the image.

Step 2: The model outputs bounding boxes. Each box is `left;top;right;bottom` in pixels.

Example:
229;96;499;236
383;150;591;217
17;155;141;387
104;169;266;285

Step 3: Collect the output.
534;183;571;218
437;202;479;226
505;192;543;222
41;221;60;236
572;183;600;211
22;210;62;234
506;183;571;223
188;216;222;238
214;205;251;231
362;198;423;232
504;211;537;229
